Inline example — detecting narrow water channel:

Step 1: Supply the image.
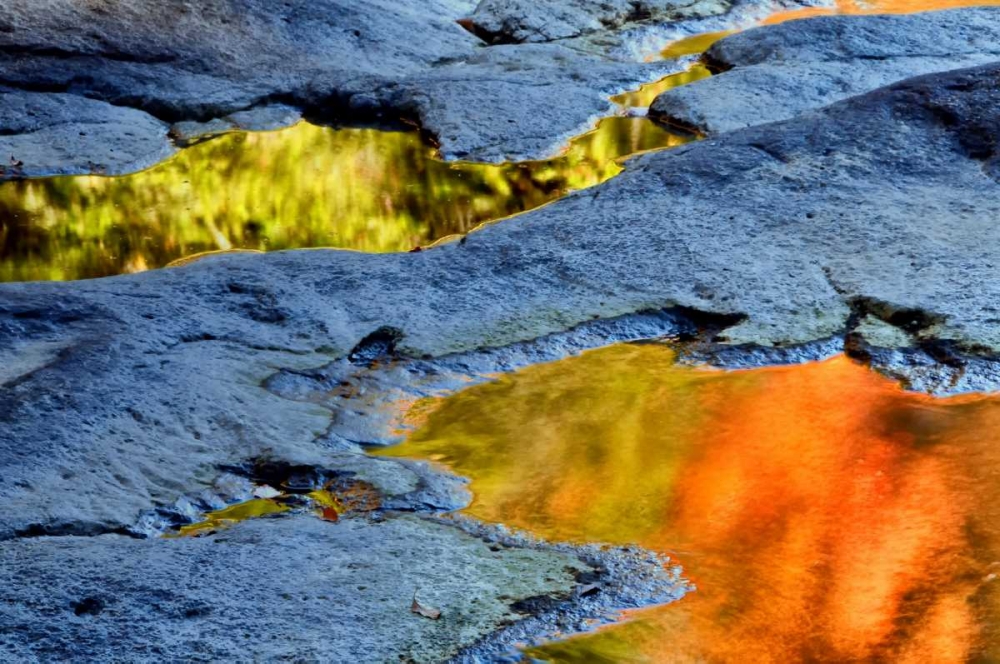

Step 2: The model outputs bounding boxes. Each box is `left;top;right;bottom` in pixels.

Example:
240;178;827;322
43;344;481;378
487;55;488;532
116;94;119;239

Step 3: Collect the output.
379;345;1000;662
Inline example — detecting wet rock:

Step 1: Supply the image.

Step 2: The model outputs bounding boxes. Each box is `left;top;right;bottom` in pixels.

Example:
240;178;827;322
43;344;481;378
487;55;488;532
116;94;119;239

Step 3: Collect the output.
0;0;479;121
3;64;1000;539
358;42;671;161
0;515;589;662
461;0;733;45
0;90;175;178
168;104;303;147
0;0;814;169
650;7;1000;133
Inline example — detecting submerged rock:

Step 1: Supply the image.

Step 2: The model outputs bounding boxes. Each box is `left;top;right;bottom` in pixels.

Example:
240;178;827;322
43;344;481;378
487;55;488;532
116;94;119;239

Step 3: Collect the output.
650;7;1000;133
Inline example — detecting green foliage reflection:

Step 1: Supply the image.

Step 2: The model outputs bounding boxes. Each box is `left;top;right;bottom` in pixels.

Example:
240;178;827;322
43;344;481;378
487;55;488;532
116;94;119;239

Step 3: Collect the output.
0;117;692;282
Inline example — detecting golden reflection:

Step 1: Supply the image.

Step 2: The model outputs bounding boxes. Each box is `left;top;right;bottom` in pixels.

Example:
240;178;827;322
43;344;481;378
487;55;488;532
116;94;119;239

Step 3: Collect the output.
0;117;691;282
379;345;1000;662
660;30;736;59
174;498;289;537
611;64;713;108
172;480;381;537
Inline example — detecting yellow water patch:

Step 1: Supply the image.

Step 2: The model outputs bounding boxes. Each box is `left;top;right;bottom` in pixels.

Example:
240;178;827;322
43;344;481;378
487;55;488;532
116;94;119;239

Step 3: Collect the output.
611;64;713;108
380;344;1000;662
0;116;693;282
174;498;290;537
172;479;381;536
660;30;736;59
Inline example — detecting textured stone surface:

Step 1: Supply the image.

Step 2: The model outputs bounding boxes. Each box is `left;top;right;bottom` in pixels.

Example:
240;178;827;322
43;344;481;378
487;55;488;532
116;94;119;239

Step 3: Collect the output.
460;0;733;44
650;7;1000;133
5;3;997;660
0;0;822;172
356;43;668;161
0;515;584;662
0;0;479;120
2;63;1000;539
0;91;175;178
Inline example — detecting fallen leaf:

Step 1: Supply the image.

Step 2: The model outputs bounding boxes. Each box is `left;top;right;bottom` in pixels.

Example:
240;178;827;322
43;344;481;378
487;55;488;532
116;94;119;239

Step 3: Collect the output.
411;595;441;620
320;506;340;522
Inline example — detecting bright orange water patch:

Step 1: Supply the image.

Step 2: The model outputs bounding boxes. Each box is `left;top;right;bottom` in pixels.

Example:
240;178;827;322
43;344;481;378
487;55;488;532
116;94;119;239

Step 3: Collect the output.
379;345;1000;662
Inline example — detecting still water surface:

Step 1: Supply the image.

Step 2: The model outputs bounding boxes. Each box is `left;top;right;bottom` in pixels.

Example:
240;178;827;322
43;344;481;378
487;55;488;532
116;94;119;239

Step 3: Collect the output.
381;345;1000;662
0;88;695;282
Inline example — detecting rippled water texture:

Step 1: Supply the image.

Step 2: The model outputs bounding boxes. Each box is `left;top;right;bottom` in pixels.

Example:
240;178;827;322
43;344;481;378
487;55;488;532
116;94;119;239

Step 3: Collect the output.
0;113;692;282
380;346;1000;662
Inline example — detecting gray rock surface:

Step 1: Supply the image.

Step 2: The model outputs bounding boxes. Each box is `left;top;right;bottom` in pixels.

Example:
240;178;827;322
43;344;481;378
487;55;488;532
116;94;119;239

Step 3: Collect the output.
3;62;1000;535
0;0;479;120
0;90;175;178
0;515;585;662
0;0;820;172
4;60;1000;659
460;0;732;44
650;7;1000;133
355;43;669;161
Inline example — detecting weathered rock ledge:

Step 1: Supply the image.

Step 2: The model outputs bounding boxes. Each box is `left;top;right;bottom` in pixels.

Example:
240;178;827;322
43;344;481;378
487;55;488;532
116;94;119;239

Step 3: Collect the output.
3;60;1000;660
0;0;811;175
3;58;999;528
650;7;1000;133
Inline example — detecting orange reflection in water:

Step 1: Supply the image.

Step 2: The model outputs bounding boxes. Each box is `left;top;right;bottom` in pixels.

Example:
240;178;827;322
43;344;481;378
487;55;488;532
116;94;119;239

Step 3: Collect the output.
379;345;1000;662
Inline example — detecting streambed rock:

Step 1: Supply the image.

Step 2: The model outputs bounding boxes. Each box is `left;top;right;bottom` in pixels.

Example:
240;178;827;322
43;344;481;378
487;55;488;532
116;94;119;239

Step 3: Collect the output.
3;61;1000;659
460;0;734;44
3;63;1000;533
0;0;817;173
0;90;175;178
650;7;1000;133
0;515;587;662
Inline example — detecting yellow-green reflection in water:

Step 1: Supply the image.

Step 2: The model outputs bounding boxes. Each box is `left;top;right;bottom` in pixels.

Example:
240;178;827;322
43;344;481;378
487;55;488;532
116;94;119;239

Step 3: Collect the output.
660;30;735;59
610;64;712;109
173;498;289;538
379;345;1000;663
0;116;692;282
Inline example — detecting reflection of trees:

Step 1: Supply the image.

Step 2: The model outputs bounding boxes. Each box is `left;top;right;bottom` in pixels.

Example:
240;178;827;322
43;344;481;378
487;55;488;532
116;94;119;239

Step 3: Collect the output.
383;346;1000;663
0;119;691;282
